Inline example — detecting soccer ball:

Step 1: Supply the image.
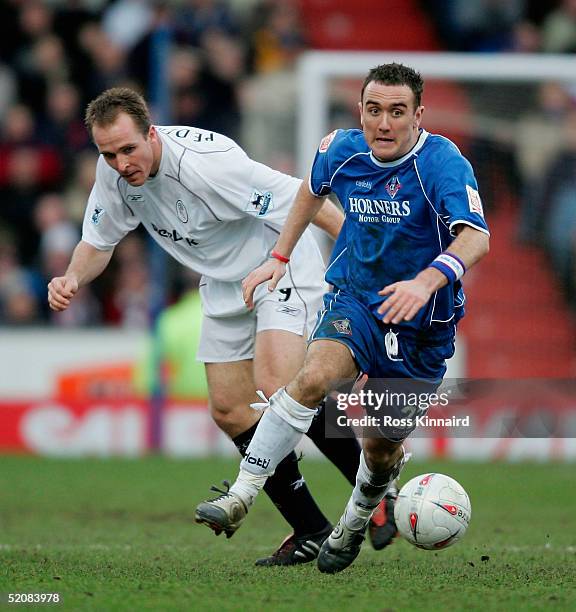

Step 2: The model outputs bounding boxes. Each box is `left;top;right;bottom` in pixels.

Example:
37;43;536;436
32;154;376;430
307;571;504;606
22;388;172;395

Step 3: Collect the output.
394;473;471;550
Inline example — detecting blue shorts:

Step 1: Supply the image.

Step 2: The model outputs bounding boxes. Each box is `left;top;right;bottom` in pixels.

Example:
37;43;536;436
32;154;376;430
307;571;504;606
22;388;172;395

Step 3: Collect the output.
311;290;456;440
310;290;455;380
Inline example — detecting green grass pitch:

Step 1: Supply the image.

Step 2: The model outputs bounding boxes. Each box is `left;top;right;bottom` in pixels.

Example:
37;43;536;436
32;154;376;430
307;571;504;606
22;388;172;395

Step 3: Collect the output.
1;456;575;611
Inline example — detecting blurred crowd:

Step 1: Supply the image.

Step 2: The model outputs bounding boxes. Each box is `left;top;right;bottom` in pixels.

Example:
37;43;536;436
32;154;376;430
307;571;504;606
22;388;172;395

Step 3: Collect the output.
1;0;576;327
0;0;306;326
425;0;576;310
422;0;576;54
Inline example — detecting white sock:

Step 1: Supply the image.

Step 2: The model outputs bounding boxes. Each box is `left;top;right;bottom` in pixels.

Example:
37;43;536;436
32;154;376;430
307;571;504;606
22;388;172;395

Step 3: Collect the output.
229;388;316;506
344;449;406;530
228;470;268;508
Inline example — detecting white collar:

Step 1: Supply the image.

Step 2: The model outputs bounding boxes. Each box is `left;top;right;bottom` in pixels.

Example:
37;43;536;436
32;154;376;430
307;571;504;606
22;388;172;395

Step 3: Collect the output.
369;129;429;168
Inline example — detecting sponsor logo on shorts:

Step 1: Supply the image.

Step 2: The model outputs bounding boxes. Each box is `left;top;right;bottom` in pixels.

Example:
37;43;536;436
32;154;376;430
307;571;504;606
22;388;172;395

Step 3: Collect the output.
384;329;403;361
176;199;188;223
91;206;105;224
276;305;301;317
333;318;352;335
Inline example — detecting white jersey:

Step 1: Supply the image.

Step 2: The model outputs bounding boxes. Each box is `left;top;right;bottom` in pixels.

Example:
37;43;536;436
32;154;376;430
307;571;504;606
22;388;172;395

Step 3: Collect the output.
82;126;322;283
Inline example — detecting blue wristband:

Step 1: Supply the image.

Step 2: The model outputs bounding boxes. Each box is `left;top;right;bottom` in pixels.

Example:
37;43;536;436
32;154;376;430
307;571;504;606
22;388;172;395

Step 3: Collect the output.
429;252;466;283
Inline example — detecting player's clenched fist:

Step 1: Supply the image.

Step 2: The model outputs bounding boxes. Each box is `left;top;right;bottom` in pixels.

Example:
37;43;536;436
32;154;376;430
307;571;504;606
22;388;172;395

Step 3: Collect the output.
47;276;79;311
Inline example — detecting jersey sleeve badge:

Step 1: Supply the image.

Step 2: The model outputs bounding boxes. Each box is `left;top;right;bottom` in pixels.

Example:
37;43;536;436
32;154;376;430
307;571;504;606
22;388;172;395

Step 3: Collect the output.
466;185;484;217
319;129;338;153
91;206;105;225
245;189;274;216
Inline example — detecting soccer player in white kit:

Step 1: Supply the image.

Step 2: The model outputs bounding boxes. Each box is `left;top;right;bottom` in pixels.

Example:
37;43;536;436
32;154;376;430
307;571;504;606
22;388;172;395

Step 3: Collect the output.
47;88;398;565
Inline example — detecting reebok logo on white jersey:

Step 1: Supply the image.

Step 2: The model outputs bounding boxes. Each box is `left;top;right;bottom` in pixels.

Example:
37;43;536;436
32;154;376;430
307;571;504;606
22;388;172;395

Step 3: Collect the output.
151;223;198;246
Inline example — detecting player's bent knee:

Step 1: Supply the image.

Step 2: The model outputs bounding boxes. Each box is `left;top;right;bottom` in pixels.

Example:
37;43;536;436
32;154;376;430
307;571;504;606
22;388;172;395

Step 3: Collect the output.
291;366;330;407
210;401;250;429
209;385;247;418
253;376;284;400
210;404;235;430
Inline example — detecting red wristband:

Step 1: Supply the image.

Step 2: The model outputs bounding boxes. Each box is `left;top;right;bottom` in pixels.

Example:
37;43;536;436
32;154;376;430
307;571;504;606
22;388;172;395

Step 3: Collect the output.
271;249;290;264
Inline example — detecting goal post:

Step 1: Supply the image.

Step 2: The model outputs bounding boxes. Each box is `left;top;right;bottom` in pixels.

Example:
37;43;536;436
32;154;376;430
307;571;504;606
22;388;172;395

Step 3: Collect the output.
296;51;576;177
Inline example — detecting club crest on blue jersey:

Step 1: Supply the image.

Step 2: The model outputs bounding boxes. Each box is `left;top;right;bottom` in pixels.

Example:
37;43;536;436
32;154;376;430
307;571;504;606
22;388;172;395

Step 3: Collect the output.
333;319;352;335
91;206;105;224
246;189;273;216
385;175;402;198
176;199;188;223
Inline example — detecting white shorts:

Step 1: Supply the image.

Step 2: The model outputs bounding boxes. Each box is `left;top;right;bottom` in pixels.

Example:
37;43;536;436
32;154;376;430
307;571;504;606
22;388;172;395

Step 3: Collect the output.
197;231;325;363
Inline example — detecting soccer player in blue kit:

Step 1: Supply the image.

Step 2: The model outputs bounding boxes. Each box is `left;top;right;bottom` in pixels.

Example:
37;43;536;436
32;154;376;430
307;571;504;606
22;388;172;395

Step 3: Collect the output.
195;63;490;573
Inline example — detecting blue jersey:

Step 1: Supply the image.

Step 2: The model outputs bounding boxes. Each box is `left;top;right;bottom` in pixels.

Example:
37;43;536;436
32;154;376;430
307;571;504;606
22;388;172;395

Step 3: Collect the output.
311;128;489;338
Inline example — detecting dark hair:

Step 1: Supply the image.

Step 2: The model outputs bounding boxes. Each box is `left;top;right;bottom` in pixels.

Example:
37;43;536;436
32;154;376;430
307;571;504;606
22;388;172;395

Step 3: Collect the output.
360;63;423;108
85;87;151;136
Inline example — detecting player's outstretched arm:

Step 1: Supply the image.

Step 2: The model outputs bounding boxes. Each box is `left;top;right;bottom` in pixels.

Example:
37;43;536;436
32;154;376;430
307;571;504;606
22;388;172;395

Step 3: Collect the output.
275;180;328;257
378;225;490;324
47;240;114;311
242;181;327;309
